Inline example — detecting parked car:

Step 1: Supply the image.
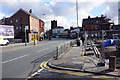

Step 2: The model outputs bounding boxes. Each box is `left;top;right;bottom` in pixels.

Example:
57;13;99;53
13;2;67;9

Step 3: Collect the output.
0;38;9;45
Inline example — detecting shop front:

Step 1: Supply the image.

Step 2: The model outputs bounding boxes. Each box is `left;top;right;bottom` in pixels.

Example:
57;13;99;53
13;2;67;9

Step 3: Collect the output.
30;32;39;42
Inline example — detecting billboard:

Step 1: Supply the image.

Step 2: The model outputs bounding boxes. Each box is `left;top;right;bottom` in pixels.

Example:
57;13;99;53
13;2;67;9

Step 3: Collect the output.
0;25;14;38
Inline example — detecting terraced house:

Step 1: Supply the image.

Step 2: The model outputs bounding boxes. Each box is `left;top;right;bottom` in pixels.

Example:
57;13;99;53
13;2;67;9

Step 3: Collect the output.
0;8;44;42
82;15;113;38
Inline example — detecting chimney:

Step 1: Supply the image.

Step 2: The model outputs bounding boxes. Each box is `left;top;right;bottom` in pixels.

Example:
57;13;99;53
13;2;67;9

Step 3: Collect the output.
29;9;32;13
101;14;104;18
88;16;90;19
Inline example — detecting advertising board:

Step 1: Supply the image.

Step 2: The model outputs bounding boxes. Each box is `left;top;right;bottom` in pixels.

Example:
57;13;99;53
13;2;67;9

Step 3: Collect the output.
0;25;14;38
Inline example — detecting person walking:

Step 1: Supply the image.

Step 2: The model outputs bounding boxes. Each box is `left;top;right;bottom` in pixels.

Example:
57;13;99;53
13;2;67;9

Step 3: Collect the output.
81;36;85;46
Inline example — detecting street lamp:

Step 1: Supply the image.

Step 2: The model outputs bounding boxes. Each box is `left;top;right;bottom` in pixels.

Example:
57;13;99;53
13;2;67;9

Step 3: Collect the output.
75;0;80;46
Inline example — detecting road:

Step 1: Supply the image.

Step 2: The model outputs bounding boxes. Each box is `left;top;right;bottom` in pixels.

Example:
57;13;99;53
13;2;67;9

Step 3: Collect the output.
2;38;72;78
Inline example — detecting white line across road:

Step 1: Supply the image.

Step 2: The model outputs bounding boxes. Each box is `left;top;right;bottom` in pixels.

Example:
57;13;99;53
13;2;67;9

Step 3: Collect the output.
28;69;43;79
2;54;30;64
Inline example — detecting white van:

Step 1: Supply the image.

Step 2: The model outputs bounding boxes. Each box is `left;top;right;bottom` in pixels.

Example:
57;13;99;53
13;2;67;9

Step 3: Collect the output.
0;37;9;45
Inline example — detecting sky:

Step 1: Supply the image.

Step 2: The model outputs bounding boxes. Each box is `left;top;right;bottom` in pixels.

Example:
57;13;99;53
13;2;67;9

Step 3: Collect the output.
0;0;119;31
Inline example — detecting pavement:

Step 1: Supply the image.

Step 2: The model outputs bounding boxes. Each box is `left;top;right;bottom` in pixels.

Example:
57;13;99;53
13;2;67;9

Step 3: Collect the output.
48;40;120;78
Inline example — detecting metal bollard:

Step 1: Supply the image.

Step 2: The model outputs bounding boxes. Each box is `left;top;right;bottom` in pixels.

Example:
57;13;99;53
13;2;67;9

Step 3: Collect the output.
109;56;116;71
70;41;72;47
61;45;62;54
64;44;66;52
55;47;58;60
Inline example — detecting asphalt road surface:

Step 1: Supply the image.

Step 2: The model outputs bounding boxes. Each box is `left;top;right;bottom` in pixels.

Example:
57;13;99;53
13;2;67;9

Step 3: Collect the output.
2;38;72;78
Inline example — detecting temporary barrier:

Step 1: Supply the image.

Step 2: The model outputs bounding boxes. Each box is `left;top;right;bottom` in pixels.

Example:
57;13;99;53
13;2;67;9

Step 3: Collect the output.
55;40;76;59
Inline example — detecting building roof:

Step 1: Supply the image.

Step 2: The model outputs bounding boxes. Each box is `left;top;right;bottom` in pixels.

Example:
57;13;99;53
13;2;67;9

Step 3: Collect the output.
82;16;111;25
111;25;120;29
10;8;42;21
20;8;40;20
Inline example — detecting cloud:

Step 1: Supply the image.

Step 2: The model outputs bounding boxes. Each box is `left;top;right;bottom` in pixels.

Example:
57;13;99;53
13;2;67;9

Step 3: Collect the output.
102;2;118;24
0;12;5;19
1;1;119;30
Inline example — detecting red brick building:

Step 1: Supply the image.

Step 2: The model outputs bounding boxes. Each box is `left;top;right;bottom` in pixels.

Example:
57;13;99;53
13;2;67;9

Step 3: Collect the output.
82;15;113;38
0;8;44;42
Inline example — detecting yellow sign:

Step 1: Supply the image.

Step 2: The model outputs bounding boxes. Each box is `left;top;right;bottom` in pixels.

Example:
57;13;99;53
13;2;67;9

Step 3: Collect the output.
0;38;3;40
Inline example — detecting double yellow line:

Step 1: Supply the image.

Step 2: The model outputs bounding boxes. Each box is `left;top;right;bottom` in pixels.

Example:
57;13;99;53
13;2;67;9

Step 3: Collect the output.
40;59;112;79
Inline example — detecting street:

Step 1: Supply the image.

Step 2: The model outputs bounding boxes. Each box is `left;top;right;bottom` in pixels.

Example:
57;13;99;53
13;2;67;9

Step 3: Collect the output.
2;38;72;78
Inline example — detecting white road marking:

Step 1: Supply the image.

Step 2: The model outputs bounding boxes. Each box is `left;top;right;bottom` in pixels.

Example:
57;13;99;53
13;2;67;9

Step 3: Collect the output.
2;54;30;64
28;69;43;79
37;48;49;52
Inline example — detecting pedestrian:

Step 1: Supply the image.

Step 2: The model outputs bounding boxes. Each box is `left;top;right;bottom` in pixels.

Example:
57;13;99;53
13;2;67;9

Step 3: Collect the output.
81;36;85;46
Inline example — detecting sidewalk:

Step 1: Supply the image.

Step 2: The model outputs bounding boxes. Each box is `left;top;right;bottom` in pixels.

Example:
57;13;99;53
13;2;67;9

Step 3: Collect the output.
48;40;120;77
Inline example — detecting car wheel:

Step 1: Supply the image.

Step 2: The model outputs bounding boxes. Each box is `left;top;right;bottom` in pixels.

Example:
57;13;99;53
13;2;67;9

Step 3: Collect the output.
6;42;9;45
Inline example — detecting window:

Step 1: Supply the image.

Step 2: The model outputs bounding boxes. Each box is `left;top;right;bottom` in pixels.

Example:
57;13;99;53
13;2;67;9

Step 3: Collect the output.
36;20;38;24
30;18;32;22
2;20;4;24
98;25;101;30
34;26;36;31
95;25;97;30
19;26;21;29
16;19;18;22
95;32;97;36
31;26;33;30
16;26;18;30
10;20;12;23
36;27;38;32
91;25;93;30
96;20;98;23
34;19;36;23
91;32;93;37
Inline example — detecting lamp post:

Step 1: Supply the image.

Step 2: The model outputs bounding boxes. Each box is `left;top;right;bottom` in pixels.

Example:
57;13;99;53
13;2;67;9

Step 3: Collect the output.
25;28;27;46
75;0;80;46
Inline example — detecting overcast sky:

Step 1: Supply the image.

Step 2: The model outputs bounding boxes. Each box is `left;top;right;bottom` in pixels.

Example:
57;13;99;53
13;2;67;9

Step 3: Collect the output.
0;0;119;30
